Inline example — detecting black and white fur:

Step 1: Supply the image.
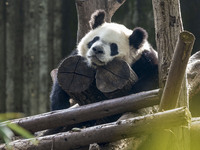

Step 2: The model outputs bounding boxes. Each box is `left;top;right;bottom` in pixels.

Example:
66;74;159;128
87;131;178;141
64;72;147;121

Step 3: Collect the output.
50;10;158;111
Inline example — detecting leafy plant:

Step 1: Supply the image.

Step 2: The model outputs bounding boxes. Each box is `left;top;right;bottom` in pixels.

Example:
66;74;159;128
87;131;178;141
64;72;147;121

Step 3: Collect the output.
0;113;36;145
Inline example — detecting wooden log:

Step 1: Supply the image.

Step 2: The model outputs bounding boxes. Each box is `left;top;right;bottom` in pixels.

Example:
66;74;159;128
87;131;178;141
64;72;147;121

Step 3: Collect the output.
57;55;106;105
96;58;138;99
3;89;160;133
0;107;190;150
159;31;195;111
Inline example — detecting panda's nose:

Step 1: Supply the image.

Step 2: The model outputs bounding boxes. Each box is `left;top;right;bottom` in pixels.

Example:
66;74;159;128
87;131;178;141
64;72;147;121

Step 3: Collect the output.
92;46;104;54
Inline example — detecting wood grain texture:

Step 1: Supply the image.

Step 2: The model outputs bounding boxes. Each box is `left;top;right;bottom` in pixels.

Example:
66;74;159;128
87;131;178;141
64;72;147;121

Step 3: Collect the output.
152;0;183;88
96;58;138;98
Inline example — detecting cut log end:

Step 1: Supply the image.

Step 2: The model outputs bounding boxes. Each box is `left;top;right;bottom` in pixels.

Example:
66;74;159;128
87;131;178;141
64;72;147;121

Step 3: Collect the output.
96;58;138;93
180;31;195;44
57;55;96;93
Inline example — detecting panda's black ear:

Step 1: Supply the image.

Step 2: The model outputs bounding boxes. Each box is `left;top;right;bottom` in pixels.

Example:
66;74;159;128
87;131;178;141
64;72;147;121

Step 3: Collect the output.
129;27;148;49
89;10;106;29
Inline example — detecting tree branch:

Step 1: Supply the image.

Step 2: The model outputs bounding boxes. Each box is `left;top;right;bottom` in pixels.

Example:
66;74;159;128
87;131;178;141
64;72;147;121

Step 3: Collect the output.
3;89;160;133
0;107;190;150
159;31;195;111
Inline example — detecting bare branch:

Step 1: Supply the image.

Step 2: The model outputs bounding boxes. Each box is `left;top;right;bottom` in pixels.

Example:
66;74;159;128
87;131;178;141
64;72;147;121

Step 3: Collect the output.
159;31;195;111
4;89;160;133
0;107;190;150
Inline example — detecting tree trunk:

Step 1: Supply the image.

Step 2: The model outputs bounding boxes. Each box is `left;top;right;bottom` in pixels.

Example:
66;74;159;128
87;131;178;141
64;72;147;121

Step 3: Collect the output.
151;0;191;150
0;0;77;115
75;0;126;42
5;0;24;113
152;0;184;88
0;0;6;113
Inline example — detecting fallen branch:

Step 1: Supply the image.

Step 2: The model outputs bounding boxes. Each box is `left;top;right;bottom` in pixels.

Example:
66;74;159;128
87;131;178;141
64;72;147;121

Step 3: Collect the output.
0;107;190;150
3;89;160;133
159;31;195;111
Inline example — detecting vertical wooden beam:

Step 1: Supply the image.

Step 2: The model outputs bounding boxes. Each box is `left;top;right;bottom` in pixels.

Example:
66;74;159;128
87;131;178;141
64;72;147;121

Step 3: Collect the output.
144;0;192;150
23;1;39;115
5;0;24;113
0;0;6;113
38;0;49;114
159;31;195;111
152;0;183;88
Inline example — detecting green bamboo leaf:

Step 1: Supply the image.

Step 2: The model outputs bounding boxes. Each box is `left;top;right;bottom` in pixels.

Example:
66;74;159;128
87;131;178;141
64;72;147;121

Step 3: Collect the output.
7;122;34;139
0;125;14;143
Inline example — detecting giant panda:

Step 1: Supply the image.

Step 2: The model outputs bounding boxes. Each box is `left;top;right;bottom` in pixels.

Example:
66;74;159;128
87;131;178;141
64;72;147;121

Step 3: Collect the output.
50;10;158;111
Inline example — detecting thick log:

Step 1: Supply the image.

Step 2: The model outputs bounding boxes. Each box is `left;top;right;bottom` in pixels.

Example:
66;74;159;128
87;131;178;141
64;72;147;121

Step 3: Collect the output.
57;55;106;105
0;107;190;150
58;56;95;93
159;31;195;111
96;58;138;99
3;89;160;133
58;56;139;105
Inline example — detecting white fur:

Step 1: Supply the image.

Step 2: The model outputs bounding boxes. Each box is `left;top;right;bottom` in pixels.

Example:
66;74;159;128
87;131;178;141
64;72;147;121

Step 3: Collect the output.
77;22;150;66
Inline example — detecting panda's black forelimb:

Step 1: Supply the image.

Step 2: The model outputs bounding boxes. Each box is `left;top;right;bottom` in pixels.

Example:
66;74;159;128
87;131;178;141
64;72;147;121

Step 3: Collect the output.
50;80;70;111
131;49;159;93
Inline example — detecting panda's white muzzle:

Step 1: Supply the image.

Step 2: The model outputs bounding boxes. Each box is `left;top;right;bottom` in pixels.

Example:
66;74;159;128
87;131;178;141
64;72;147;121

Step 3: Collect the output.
86;43;112;66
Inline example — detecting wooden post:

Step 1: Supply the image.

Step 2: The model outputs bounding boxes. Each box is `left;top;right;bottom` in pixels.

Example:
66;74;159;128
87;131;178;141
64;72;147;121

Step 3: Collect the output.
151;0;192;150
159;31;195;111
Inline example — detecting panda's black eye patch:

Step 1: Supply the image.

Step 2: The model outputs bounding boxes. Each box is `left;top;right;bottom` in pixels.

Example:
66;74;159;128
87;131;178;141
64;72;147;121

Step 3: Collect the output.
87;36;100;48
110;43;118;56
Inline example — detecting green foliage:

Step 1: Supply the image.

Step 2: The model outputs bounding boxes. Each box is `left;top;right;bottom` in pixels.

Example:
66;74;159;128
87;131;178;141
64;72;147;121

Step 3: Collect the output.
0;125;14;144
0;113;36;145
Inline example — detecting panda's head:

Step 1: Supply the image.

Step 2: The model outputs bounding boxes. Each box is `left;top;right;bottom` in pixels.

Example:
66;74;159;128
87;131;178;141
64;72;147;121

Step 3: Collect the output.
77;10;150;67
